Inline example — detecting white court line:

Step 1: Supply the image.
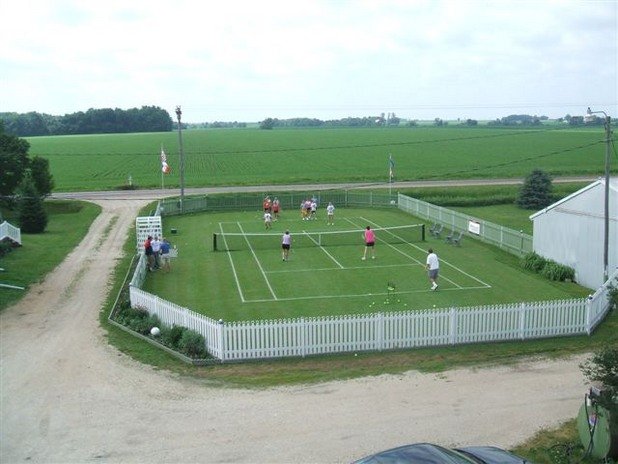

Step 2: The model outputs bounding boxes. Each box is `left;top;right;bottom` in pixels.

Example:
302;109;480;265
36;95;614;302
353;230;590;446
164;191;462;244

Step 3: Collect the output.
359;216;491;289
302;230;344;269
218;223;246;302
243;285;491;303
237;222;278;300
353;216;466;288
266;263;417;274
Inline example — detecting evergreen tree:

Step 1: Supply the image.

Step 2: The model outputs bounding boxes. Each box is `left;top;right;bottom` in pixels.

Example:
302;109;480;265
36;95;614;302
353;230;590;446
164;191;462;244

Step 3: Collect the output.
17;171;48;233
516;169;553;209
29;156;55;197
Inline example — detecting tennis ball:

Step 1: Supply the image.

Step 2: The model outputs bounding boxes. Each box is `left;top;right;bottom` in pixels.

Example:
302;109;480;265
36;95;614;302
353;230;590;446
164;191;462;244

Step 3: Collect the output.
433;305;436;308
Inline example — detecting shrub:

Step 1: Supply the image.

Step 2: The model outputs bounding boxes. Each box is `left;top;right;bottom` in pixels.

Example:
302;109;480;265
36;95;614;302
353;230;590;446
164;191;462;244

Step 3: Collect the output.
0;239;13;258
160;325;185;349
521;252;547;272
129;313;161;335
115;305;149;326
607;282;618;311
540;260;575;282
178;330;207;358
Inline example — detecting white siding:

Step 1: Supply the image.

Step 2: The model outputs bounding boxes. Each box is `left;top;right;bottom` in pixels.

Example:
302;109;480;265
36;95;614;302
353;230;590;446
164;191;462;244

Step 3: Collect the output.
531;178;617;289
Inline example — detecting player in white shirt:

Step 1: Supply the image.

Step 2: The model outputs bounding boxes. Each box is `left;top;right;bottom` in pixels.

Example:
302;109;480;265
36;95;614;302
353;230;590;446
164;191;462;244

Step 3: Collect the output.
310;200;317;220
326;202;335;225
263;211;273;229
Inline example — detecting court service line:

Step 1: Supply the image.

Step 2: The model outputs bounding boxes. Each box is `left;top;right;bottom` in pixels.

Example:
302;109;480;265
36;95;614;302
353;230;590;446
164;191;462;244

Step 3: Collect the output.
355;216;463;289
266;263;417;274
352;216;462;288
360;216;491;289
237;222;278;300
302;230;344;269
218;223;246;303
243;285;491;303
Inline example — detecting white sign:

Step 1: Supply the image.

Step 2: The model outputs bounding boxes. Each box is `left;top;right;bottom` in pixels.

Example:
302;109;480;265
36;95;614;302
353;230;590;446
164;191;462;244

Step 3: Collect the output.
468;220;481;235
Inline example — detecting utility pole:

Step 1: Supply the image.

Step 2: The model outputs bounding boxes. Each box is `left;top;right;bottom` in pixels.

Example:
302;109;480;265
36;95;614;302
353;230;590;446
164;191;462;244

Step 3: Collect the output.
587;107;612;282
175;106;185;212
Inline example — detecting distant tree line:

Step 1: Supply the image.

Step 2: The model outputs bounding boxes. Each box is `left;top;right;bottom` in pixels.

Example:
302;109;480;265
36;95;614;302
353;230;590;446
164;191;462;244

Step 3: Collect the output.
0;106;173;137
259;114;403;130
188;121;247;129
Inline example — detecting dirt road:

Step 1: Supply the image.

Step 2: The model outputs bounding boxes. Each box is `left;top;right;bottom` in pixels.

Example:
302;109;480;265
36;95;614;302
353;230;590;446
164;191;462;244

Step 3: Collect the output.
1;187;589;463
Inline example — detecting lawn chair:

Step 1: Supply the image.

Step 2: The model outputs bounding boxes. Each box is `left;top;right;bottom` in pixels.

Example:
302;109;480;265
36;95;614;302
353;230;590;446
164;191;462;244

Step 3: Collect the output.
451;231;464;246
432;224;443;238
429;223;439;236
445;230;454;244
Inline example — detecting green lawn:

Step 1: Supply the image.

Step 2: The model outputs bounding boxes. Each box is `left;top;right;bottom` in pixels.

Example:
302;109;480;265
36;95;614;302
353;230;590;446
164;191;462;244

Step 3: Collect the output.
0;201;101;310
141;206;590;322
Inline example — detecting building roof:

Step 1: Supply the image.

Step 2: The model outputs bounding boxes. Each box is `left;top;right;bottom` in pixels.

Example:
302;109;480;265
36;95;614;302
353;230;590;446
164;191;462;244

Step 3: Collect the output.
529;176;618;220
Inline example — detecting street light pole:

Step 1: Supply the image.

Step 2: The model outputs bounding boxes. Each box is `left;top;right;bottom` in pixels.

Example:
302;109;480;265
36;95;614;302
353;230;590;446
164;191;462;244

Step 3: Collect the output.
587;107;612;283
175;106;185;212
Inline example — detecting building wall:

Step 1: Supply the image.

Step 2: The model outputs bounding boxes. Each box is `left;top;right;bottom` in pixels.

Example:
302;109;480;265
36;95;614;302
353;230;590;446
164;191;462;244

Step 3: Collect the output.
532;180;617;289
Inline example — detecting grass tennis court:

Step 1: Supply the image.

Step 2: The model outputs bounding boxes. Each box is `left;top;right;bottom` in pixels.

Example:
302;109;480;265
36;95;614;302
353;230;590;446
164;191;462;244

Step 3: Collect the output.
142;206;590;321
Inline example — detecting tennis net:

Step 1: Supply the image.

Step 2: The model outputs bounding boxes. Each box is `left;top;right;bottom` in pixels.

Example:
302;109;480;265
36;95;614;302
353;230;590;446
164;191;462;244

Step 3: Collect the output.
213;224;425;251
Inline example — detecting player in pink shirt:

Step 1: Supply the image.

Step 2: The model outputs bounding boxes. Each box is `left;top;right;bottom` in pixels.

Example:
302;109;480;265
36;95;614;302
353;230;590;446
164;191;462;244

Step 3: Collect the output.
362;226;376;260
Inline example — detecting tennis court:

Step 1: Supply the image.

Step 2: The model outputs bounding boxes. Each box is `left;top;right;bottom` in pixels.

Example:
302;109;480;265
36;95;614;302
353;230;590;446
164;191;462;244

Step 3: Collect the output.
215;215;491;304
144;206;588;322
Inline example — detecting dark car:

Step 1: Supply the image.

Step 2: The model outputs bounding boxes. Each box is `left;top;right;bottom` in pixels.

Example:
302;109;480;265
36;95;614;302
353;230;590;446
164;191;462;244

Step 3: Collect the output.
454;446;531;463
352;442;478;463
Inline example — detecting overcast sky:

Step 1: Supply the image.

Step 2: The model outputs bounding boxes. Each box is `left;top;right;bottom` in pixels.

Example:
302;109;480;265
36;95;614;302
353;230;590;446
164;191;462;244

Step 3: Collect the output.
1;0;616;123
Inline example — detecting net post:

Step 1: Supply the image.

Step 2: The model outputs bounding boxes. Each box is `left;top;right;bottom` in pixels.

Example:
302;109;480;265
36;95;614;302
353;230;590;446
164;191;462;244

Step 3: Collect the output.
213;233;217;251
421;224;426;241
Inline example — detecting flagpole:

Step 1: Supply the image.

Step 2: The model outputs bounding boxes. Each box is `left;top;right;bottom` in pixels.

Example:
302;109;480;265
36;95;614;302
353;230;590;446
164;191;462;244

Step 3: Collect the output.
161;144;164;190
388;153;392;197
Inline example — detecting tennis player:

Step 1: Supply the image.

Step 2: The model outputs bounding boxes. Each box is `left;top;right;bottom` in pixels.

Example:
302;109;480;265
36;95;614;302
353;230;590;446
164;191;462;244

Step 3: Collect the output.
426;248;440;290
264;211;273;229
281;230;292;261
362;225;376;260
326;202;335;225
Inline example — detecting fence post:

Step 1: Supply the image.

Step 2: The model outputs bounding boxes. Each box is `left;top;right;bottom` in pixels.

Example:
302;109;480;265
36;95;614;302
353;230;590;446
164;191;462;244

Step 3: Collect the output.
449;308;457;345
586;295;593;335
218;319;226;362
300;317;306;358
376;312;384;351
519;303;526;340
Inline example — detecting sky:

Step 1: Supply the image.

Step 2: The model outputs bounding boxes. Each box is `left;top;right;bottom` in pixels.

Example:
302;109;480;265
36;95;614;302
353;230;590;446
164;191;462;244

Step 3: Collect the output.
1;0;616;123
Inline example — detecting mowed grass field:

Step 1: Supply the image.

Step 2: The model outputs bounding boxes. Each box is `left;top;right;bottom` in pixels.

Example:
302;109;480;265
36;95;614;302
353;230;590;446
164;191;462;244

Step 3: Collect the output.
141;205;590;322
26;126;610;191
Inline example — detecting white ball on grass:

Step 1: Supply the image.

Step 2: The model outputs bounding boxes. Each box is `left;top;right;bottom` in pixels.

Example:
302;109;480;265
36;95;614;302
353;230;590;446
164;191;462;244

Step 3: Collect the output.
150;327;161;336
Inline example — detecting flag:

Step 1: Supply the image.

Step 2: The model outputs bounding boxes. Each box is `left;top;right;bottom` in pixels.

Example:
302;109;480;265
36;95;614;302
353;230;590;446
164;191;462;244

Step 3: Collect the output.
388;154;395;182
160;147;171;174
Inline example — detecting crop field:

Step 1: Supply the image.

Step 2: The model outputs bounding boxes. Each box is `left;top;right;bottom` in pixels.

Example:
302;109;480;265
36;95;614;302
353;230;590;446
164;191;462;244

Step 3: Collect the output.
141;206;590;322
26;126;610;192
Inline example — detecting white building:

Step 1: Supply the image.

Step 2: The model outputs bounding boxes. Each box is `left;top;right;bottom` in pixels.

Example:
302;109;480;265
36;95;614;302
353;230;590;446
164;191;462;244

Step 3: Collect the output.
530;177;617;289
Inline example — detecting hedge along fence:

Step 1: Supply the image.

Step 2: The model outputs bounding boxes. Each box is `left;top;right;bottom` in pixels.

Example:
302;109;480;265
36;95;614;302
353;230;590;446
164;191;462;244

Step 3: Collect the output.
120;191;616;363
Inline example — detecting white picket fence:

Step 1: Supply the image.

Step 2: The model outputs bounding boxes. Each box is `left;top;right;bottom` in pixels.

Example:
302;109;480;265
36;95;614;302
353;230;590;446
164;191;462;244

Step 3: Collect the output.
126;193;615;362
0;221;21;245
129;259;616;362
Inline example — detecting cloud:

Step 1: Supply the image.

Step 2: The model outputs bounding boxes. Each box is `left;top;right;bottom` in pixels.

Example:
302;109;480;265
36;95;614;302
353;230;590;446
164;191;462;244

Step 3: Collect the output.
1;0;615;121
